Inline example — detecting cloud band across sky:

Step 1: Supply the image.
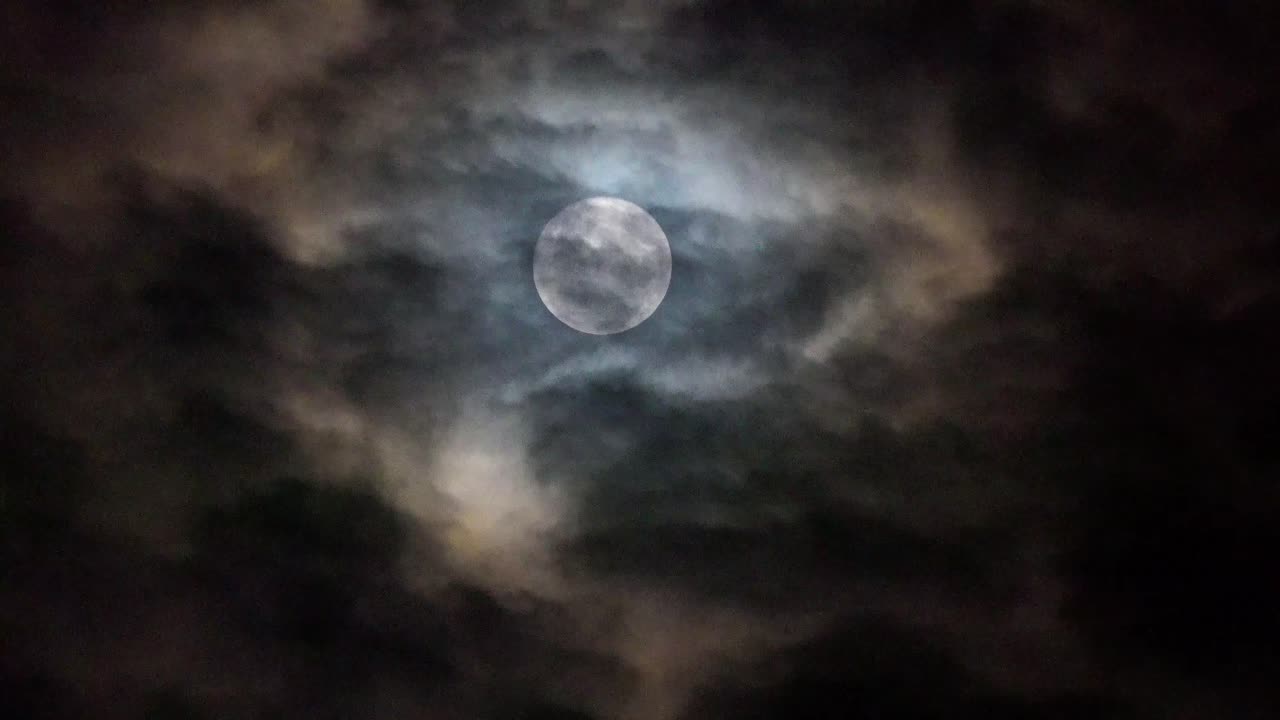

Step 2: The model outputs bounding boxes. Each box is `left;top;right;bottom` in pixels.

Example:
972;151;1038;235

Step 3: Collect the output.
2;2;1279;719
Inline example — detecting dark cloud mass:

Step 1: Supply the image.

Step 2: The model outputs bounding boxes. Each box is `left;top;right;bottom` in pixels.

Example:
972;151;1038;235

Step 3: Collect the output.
3;0;1279;718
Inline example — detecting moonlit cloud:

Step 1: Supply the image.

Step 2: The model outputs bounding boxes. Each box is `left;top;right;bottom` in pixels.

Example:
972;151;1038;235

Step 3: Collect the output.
3;1;1278;719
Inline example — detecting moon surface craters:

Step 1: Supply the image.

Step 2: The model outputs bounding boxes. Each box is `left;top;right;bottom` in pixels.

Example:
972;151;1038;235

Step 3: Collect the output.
533;197;672;335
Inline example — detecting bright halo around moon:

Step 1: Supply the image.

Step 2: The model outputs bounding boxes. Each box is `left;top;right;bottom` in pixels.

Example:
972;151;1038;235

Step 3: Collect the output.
533;197;672;335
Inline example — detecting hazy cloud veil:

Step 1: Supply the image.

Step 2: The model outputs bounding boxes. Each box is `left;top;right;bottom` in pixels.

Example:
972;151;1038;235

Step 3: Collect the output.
3;1;1278;719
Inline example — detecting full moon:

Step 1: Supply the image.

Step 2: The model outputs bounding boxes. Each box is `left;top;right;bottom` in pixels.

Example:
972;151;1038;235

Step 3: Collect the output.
534;197;672;335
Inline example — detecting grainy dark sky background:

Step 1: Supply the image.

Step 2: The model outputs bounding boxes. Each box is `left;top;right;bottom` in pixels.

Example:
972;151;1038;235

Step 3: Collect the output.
3;1;1279;718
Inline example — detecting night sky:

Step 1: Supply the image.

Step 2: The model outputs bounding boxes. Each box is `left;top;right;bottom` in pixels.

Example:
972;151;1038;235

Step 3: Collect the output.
3;2;1279;718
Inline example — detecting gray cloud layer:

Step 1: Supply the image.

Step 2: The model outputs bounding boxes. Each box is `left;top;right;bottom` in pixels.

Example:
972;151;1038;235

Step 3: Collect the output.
3;1;1279;719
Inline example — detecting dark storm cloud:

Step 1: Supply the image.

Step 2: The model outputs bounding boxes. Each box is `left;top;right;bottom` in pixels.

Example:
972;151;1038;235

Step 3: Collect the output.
682;615;1138;720
2;474;623;718
0;182;614;717
4;0;1280;718
1041;279;1280;700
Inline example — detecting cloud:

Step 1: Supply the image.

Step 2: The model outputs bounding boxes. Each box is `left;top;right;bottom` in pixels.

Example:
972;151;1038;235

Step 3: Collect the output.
683;615;1137;720
3;1;1280;719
